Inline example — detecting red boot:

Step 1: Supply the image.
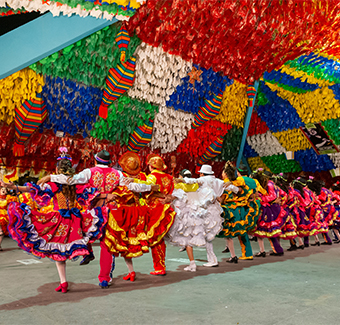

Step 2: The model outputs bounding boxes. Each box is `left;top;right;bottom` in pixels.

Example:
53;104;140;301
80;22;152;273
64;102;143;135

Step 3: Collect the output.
55;282;68;293
123;272;136;282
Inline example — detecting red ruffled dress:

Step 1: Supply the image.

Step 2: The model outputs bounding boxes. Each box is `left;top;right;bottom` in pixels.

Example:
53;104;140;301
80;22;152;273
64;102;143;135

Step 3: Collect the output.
279;187;298;240
318;188;339;227
7;182;108;261
0;195;17;235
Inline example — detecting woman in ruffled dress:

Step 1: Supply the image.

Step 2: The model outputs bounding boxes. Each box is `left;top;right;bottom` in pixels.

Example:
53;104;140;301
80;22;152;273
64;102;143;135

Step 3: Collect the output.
217;162;260;263
166;168;224;271
274;174;305;251
330;182;340;243
1;150;110;293
250;170;288;257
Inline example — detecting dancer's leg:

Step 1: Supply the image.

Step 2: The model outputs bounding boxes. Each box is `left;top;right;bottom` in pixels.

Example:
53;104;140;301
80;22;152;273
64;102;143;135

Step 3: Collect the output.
150;239;166;274
269;237;284;255
205;241;218;265
124;258;134;273
238;234;253;259
98;239;114;283
226;238;236;257
0;230;4;251
184;246;196;271
56;261;67;284
258;237;265;252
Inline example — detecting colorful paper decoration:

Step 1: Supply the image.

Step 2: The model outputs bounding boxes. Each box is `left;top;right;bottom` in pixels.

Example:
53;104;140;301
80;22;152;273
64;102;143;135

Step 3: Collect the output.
247;84;257;107
127;119;154;152
197;136;224;167
13;92;47;156
192;91;223;129
188;67;203;86
98;25;136;119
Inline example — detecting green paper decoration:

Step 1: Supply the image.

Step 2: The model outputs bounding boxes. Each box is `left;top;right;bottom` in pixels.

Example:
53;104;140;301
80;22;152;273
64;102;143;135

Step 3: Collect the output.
218;126;243;161
321;118;340;145
30;24;141;89
90;95;158;145
261;154;302;173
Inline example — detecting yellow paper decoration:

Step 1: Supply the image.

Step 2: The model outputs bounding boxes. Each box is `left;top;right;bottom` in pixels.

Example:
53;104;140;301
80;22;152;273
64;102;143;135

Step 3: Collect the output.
0;68;44;124
267;83;340;124
214;80;247;128
281;65;335;87
248;157;271;172
273;128;311;152
104;0;142;8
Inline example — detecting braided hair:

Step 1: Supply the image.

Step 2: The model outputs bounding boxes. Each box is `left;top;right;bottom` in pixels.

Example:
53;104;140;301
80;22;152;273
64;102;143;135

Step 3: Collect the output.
57;157;76;208
223;161;237;181
293;177;307;198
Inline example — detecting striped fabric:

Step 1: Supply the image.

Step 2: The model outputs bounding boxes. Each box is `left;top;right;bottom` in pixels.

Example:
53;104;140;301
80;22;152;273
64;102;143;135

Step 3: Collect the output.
192;91;223;129
127;119;154;152
98;57;136;119
246;84;257;107
197;136;224;166
115;24;130;53
14;92;47;156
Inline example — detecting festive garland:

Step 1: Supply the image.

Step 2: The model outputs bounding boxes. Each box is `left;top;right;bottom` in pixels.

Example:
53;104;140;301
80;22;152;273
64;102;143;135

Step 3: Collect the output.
150;106;194;153
257;82;303;132
41;76;102;137
219;126;243;162
214;80;246;128
127;0;340;84
268;83;340;124
30;24;141;89
321;118;340;145
177;120;231;158
1;0;137;20
328;153;340;169
294;148;336;172
247;111;269;137
261;154;302;174
247;157;271;173
166;64;231;114
280;64;335;88
0;6;27;16
0;68;44;125
127;43;193;106
263;70;320;94
91;95;158;145
273;128;311;152
243;142;258;158
247;131;286;157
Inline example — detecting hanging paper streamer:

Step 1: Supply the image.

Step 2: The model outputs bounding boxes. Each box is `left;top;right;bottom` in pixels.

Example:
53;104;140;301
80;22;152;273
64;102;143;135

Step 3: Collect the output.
98;25;136;119
13;92;47;156
247;84;257;107
261;154;302;173
192;91;223;129
127;118;154;152
197;136;224;168
295;148;336;172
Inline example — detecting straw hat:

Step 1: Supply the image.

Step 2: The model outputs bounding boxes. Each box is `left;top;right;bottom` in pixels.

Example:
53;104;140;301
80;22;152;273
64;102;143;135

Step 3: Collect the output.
119;151;141;176
147;153;167;171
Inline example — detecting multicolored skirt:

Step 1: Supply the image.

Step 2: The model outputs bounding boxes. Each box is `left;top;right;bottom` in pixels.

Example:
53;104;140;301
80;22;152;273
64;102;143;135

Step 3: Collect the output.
7;202;107;261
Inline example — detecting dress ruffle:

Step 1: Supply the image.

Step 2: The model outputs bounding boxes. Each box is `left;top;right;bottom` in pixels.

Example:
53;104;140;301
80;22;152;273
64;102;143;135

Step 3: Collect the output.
166;188;223;247
7;182;107;262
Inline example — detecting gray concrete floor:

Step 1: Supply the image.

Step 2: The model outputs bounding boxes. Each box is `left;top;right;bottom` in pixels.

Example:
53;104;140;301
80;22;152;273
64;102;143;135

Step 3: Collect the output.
0;236;339;325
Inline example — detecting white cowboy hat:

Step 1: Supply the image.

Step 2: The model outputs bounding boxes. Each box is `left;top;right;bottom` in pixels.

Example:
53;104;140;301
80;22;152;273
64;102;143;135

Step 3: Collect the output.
198;165;214;175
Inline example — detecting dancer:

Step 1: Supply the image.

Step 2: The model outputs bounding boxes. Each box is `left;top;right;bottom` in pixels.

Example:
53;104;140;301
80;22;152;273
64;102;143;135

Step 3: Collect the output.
217;162;260;263
166;168;224;271
251;170;287;257
0;186;16;251
40;149;154;288
104;151;160;282
2;149;109;293
133;153;176;275
174;164;225;267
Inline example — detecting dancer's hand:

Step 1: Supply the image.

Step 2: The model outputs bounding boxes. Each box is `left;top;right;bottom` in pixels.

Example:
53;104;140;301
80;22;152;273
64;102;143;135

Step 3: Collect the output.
37;175;51;186
174;178;183;184
151;184;160;192
223;181;232;189
123;177;134;185
160;195;175;204
0;180;14;189
106;194;117;203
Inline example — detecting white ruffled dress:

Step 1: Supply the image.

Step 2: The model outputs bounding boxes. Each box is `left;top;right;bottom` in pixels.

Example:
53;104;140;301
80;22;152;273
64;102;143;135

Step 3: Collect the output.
166;176;224;247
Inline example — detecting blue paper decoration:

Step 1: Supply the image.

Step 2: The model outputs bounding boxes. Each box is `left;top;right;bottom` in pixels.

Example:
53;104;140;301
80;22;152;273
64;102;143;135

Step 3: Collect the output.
294;148;335;172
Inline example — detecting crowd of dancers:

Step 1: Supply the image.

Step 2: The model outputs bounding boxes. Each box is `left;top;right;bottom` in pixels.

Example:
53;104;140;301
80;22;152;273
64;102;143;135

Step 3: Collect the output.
0;148;339;294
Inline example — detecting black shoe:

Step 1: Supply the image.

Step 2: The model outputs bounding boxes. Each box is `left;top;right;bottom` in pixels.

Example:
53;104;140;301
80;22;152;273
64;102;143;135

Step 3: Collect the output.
270;252;284;256
332;238;339;242
227;256;238;264
311;242;320;246
255;251;266;257
222;247;230;253
80;252;95;265
287;245;297;251
321;242;332;245
304;244;309;248
334;240;340;244
249;237;258;242
297;245;304;250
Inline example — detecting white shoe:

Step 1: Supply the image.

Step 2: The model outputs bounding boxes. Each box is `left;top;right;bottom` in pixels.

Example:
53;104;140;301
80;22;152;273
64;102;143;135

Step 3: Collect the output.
184;264;196;272
179;247;186;252
203;262;219;267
